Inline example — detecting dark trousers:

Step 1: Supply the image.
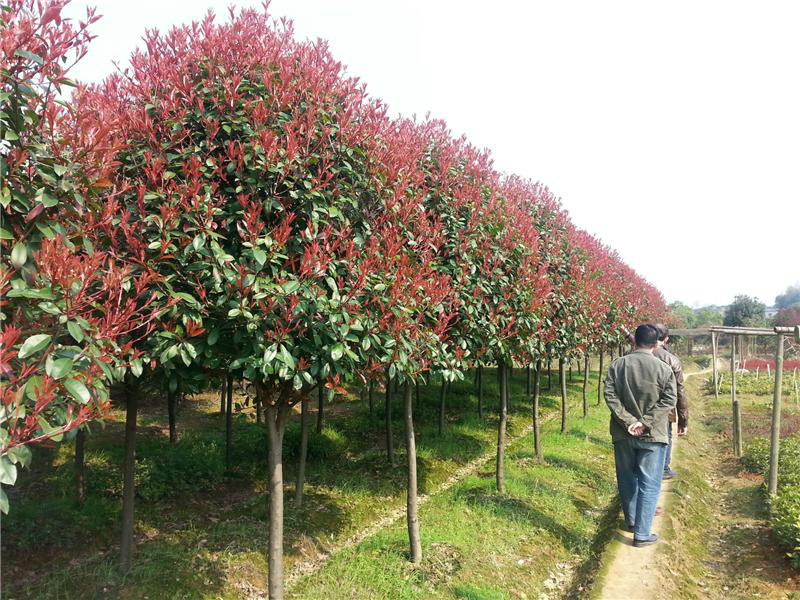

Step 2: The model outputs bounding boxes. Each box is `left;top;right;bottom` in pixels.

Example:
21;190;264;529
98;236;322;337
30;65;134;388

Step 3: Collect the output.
663;422;673;473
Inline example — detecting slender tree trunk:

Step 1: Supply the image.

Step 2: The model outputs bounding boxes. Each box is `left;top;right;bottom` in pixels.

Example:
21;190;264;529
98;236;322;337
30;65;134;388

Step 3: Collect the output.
546;359;552;390
438;379;448;435
385;368;395;465
265;398;290;600
569;362;573;383
582;355;590;417
597;352;604;406
256;394;264;424
316;383;324;434
403;383;422;563
225;372;234;471
368;381;375;418
75;427;85;506
120;382;138;571
526;365;532;396
219;378;226;414
477;366;484;418
533;359;542;460
167;387;177;444
496;360;508;493
474;367;480;386
295;395;309;507
560;358;567;434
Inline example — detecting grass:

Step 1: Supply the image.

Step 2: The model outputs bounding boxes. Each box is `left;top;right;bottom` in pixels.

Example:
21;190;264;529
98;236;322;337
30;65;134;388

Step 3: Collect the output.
3;365;616;599
290;407;617;599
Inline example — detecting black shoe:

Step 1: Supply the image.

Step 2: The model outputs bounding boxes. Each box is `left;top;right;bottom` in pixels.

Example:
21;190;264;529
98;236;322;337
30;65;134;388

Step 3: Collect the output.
622;523;635;533
633;533;659;547
663;468;678;480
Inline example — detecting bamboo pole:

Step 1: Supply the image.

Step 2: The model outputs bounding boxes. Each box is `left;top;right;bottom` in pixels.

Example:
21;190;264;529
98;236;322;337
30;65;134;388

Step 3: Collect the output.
768;335;785;496
731;335;742;457
711;331;719;401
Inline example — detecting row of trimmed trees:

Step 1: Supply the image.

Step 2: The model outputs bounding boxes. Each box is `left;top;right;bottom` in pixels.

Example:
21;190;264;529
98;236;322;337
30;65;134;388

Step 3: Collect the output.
1;3;666;598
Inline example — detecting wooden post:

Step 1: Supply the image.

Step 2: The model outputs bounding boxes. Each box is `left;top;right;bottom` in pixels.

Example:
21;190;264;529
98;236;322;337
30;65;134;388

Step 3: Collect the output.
731;335;742;457
768;334;785;496
711;331;719;401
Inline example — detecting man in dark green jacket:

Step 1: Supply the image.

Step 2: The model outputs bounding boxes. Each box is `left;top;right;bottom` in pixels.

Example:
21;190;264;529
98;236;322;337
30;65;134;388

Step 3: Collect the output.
605;324;677;546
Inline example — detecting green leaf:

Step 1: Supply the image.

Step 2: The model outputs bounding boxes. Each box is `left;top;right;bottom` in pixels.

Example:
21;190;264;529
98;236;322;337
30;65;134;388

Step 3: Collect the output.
18;334;51;359
277;345;295;369
330;343;344;361
0;486;8;515
0;227;12;240
207;328;220;346
6;288;54;300
7;445;31;468
10;242;27;268
67;321;84;343
253;248;267;266
63;378;91;404
0;456;17;485
3;129;19;141
14;49;43;65
46;357;73;379
130;358;143;378
40;193;58;208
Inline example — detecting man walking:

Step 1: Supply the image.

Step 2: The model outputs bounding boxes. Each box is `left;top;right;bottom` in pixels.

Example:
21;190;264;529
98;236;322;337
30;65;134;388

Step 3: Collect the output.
605;324;677;547
652;323;687;480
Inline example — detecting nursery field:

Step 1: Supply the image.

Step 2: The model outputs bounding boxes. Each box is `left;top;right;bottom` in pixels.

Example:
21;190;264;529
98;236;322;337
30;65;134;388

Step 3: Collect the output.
3;367;619;600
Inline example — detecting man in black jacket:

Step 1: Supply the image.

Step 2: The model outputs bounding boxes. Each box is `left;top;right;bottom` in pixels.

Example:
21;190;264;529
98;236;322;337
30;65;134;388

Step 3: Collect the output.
652;323;687;480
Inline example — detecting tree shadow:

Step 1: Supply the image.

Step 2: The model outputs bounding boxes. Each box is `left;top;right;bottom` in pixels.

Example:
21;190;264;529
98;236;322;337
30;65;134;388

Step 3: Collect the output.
454;486;586;551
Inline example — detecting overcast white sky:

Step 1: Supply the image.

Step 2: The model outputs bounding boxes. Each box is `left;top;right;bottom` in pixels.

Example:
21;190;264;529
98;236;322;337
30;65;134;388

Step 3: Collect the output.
62;0;800;308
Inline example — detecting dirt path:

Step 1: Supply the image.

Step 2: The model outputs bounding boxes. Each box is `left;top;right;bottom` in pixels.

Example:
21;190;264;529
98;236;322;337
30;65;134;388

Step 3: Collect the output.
593;367;711;600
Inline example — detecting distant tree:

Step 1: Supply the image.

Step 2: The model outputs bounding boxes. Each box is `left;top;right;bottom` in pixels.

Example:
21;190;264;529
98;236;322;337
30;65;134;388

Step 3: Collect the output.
775;285;800;309
668;302;693;328
692;306;724;327
774;306;800;327
724;295;766;327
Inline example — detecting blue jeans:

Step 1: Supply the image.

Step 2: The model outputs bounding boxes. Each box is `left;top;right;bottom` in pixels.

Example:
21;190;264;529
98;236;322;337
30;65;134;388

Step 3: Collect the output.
663;422;673;473
613;438;667;540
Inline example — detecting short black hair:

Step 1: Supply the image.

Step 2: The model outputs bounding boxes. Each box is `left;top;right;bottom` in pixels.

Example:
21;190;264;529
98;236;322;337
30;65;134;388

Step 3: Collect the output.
634;324;659;348
651;323;669;342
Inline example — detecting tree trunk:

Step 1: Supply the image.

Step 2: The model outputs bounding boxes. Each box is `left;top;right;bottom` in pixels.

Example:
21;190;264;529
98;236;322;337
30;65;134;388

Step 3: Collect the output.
75;427;85;506
295;395;309;507
533;359;542;460
265;398;290;600
316;383;324;434
582;355;590;417
225;372;234;471
496;360;508;493
120;382;138;571
368;381;375;418
597;352;604;405
569;362;573;383
219;378;226;414
546;359;552;390
477;366;484;418
256;394;264;424
403;383;422;563
559;358;567;434
167;386;177;444
438;379;448;435
526;365;532;396
385;368;395;465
